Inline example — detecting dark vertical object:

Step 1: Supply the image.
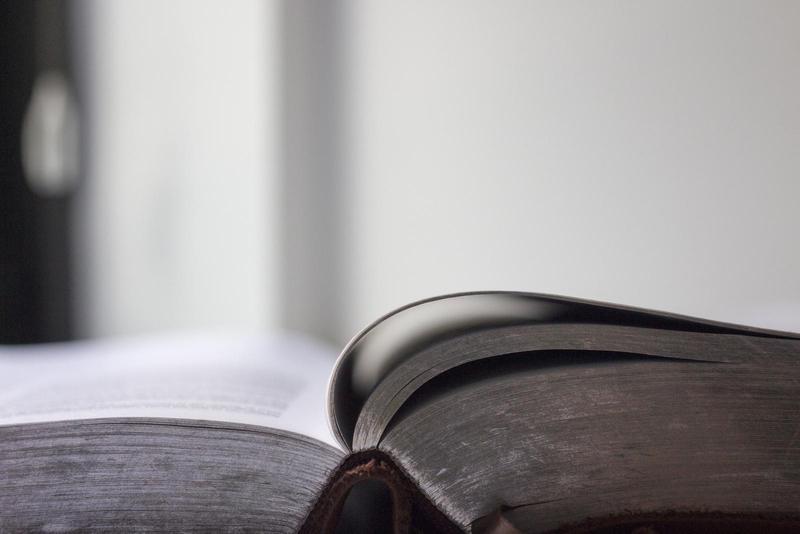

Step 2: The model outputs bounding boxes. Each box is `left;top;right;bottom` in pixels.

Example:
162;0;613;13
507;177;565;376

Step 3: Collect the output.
0;1;75;343
280;1;351;344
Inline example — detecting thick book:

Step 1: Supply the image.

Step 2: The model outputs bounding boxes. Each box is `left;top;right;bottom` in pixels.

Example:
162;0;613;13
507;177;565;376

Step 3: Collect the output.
2;292;800;533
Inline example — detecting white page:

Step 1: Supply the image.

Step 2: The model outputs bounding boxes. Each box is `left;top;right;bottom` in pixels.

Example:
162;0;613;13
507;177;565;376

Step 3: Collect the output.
0;332;339;447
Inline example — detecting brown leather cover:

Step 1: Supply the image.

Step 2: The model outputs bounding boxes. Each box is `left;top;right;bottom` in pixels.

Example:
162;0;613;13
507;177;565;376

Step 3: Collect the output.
299;449;462;534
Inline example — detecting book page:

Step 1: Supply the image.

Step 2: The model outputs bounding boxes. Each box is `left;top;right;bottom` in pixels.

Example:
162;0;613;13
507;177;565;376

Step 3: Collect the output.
0;332;339;447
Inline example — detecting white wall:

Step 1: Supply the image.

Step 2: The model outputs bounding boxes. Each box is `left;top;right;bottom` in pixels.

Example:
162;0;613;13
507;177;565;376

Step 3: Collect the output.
336;1;800;341
72;1;800;343
76;1;279;337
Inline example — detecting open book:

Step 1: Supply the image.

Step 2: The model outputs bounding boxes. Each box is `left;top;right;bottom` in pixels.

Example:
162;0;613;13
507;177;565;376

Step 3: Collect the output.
2;292;800;533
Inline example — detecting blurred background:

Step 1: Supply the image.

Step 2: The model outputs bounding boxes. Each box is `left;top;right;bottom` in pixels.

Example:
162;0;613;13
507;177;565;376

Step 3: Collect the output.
2;0;799;347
